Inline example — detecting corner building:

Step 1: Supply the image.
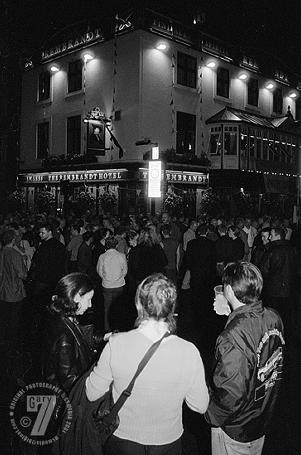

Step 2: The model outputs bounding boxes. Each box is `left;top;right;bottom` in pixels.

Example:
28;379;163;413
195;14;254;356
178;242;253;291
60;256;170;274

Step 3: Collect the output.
19;9;301;216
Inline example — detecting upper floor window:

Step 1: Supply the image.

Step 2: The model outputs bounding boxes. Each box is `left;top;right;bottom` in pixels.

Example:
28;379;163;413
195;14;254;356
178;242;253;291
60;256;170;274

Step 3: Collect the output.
37;122;49;159
216;67;229;98
176;111;196;154
273;87;283;114
247;77;259;106
68;60;82;93
67;115;81;155
177;52;197;88
38;71;50;101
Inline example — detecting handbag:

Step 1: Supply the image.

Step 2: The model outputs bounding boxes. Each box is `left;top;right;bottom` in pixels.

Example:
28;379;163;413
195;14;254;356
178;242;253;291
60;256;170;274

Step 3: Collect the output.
93;331;170;446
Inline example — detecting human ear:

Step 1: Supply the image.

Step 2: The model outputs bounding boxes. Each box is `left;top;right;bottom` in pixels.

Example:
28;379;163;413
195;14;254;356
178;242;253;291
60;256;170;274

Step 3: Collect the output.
224;284;235;302
73;292;81;304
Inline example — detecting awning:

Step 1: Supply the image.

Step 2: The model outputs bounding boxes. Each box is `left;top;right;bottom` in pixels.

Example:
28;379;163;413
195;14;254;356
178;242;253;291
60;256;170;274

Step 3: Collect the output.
206;107;301;134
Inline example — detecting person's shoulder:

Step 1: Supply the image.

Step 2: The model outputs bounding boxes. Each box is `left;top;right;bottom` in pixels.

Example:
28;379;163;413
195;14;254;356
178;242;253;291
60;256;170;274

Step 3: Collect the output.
170;335;201;357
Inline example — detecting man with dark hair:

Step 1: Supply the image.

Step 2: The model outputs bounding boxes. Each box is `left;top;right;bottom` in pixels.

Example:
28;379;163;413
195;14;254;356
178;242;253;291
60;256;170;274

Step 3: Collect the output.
185;223;216;336
206;261;285;455
259;227;296;326
251;227;270;267
30;223;67;299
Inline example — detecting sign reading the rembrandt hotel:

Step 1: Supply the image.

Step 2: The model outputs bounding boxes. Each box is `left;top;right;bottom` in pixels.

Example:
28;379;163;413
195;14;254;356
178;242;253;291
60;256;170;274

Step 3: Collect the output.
20;170;127;184
42;28;103;61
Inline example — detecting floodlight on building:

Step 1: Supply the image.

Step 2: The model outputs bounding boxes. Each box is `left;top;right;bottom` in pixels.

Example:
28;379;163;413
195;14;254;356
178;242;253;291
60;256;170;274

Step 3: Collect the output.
156;43;167;51
265;82;274;90
50;64;60;73
288;91;297;99
83;53;94;62
238;72;248;80
206;61;216;68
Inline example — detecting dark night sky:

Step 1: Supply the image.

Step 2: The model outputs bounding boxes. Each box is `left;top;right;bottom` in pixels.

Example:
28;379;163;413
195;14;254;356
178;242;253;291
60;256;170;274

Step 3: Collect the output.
5;0;301;74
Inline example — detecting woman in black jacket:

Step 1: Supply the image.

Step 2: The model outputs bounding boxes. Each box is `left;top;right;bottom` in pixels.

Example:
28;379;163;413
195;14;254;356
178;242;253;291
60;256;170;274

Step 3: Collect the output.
43;272;96;393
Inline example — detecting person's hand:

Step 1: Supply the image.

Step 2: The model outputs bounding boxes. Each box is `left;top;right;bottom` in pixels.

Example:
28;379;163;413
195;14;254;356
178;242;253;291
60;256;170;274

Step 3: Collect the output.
213;294;231;316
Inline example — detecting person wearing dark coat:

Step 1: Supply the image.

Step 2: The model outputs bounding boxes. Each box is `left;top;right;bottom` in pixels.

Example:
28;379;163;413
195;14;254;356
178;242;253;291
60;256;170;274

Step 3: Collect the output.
128;228;168;289
185;224;217;341
215;225;234;277
251;227;270;268
228;226;245;261
259;227;296;329
43;273;96;393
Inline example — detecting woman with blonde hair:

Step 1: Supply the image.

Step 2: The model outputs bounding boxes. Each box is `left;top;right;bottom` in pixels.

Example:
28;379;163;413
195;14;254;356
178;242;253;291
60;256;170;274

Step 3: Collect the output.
86;273;209;454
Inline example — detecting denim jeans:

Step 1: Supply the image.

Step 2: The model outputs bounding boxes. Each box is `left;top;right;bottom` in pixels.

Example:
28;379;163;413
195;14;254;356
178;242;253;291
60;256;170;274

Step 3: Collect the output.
102;286;124;332
105;435;182;455
211;428;265;455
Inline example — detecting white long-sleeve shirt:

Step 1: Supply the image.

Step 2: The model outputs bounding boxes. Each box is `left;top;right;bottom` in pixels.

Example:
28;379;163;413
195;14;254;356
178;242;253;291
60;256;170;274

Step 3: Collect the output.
86;330;209;445
96;248;127;288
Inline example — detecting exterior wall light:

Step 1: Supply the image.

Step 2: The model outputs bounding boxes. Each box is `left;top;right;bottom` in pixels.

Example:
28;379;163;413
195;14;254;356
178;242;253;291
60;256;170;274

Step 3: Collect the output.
156;43;167;50
265;82;274;90
238;72;248;80
50;64;60;73
206;61;216;68
83;53;94;62
288;91;297;99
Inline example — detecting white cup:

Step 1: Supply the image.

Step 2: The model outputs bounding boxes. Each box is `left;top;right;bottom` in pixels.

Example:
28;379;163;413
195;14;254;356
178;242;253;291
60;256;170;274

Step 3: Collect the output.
213;285;231;316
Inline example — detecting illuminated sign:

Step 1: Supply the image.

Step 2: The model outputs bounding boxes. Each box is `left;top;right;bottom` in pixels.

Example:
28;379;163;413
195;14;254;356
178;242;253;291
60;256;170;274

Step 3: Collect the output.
148;161;162;198
42;28;103;61
140;169;209;185
19;169;127;184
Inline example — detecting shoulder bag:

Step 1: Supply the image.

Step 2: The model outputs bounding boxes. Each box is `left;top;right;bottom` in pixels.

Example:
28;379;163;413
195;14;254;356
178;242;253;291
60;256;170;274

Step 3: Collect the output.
93;331;170;446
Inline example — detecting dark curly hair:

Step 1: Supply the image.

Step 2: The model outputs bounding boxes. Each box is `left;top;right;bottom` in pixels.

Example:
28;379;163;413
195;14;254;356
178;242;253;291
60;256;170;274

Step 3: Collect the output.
135;273;177;333
50;272;94;316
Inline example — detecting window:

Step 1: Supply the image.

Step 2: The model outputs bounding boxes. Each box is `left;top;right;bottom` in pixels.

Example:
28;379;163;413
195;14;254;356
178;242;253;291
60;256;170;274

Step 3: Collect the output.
38;71;50;101
247;78;259;106
273;87;283;114
68;60;82;93
176;112;196;154
216;67;229;98
177;52;197;88
67;115;81;155
37;122;49;159
224;126;237;155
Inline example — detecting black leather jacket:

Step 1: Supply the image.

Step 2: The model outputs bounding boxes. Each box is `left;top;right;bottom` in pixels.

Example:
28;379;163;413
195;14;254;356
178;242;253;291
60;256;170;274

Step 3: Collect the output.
43;313;95;393
206;301;285;442
259;239;296;298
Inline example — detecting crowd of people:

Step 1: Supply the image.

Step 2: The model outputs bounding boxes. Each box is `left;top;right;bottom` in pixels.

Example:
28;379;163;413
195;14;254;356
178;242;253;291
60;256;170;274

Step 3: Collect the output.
0;208;300;455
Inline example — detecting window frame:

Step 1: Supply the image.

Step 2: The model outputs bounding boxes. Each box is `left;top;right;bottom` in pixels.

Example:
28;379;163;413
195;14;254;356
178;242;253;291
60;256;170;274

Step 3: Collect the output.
38;70;51;102
177;51;197;89
247;77;259;107
36;121;50;159
216;67;230;98
273;87;283;115
66;115;82;156
67;59;83;93
176;111;196;155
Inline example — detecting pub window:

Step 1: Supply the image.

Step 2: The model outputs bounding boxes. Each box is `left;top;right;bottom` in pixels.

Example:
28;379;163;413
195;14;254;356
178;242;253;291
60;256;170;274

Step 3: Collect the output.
38;71;50;101
224;126;237;155
177;52;197;88
176;111;196;154
68;60;82;93
37;122;49;159
262;136;268;160
256;136;262;159
247;78;259;106
273;87;283;114
216;67;229;98
67;115;81;155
